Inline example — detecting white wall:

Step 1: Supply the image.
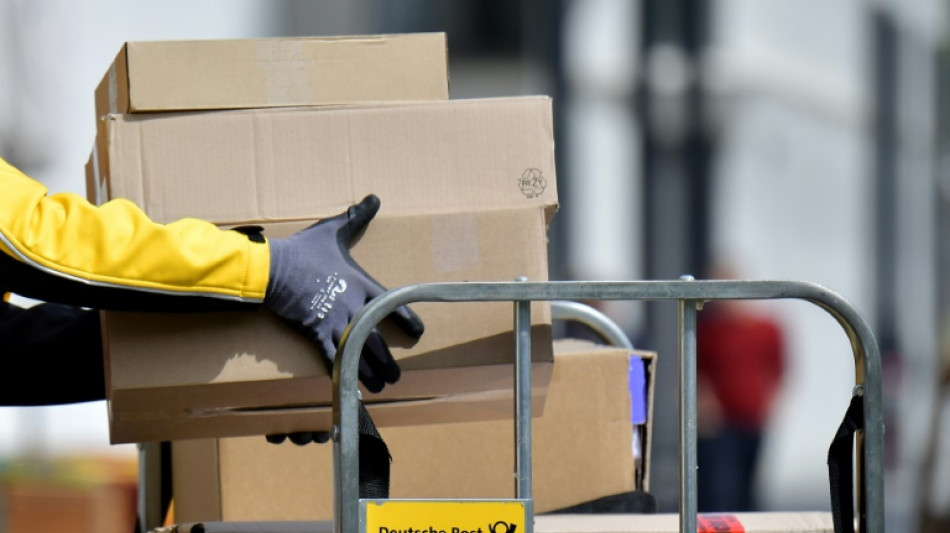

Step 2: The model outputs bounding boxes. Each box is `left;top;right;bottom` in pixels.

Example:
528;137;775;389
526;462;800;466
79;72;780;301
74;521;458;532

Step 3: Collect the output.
562;0;897;513
709;0;875;510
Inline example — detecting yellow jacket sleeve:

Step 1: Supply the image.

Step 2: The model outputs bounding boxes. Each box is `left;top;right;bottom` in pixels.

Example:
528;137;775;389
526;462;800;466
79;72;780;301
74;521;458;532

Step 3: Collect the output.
0;157;269;304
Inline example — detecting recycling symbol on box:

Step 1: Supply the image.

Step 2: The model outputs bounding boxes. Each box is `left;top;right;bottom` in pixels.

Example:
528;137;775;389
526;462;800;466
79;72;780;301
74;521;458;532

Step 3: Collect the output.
518;168;546;199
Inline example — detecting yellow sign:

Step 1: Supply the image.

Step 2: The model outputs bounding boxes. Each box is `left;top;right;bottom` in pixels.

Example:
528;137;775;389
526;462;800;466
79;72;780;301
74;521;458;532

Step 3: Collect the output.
365;500;527;533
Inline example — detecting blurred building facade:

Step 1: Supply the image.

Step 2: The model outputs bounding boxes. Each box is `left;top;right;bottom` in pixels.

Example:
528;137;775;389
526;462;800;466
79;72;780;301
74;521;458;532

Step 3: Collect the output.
1;0;949;531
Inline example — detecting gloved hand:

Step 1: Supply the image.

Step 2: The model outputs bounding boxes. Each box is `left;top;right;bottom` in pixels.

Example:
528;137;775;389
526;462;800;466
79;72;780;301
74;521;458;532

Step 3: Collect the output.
265;431;331;445
264;194;424;393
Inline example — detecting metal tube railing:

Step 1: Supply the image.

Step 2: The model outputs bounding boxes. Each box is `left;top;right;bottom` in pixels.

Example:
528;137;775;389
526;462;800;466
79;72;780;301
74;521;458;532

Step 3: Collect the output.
332;280;883;533
550;300;635;349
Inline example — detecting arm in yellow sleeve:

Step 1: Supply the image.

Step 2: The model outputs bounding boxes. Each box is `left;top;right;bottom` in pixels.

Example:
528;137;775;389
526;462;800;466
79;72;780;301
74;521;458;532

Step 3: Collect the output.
0;157;269;310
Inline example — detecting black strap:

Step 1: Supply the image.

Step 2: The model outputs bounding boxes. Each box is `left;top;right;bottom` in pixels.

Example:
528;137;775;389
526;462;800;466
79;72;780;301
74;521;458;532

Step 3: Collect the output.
827;393;864;533
357;400;391;499
548;490;657;514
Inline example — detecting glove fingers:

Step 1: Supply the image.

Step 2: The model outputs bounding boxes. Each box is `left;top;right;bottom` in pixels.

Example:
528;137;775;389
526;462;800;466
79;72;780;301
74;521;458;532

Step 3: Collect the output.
368;328;401;385
266;434;288;444
361;285;425;340
324;326;391;393
317;332;338;376
289;432;314;445
358;353;384;393
341;194;381;243
359;329;400;393
388;304;425;339
266;431;332;446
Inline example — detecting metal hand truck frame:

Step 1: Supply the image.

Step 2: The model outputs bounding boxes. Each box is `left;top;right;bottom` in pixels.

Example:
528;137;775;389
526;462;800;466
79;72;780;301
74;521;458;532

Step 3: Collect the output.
332;279;883;533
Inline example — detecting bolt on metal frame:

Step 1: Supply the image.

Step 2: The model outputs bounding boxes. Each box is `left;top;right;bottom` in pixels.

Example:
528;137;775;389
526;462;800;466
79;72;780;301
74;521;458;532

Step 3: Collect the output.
332;279;883;533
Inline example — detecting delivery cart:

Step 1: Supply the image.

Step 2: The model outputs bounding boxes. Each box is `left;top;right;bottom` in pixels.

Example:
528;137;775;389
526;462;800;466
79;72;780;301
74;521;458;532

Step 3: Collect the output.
331;278;883;533
133;294;640;533
138;278;882;533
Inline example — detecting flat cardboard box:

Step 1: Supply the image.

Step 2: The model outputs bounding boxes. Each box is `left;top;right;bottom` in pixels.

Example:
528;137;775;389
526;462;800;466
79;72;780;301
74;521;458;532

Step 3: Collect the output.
106;209;553;443
171;340;655;522
95;34;448;116
93;33;449;212
93;97;557;222
94;97;559;443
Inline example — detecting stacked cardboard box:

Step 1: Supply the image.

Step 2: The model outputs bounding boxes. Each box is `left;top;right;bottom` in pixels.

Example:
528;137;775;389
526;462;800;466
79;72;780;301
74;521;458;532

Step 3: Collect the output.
171;340;656;521
89;34;558;444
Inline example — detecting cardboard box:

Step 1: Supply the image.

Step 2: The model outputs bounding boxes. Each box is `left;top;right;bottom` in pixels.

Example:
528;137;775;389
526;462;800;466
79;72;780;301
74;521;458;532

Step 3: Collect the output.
95;34;448;116
171;340;655;522
93;97;557;222
94;97;559;443
107;210;554;443
92;33;449;209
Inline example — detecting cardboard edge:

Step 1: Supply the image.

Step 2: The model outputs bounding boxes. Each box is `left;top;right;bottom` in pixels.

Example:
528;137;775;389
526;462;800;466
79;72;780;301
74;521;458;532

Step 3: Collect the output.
641;351;657;493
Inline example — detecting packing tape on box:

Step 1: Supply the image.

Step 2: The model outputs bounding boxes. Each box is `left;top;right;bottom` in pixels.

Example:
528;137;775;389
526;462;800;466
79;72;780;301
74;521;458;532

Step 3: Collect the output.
432;213;481;273
258;41;312;105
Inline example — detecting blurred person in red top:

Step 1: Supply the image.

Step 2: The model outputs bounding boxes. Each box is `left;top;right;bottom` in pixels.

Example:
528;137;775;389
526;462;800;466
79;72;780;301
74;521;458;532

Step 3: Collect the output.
696;264;786;512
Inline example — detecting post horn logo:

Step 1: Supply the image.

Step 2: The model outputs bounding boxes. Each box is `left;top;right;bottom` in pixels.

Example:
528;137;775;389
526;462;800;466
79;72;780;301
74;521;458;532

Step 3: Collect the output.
488;521;517;533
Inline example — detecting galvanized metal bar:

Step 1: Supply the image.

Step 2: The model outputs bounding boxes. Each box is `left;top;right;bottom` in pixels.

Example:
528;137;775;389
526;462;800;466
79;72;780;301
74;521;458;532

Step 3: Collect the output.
550;300;635;349
333;340;363;533
332;280;884;533
514;289;534;509
678;276;699;533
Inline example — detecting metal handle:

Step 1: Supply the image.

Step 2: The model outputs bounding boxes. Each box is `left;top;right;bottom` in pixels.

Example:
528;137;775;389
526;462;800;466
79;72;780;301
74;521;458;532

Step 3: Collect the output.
332;280;883;533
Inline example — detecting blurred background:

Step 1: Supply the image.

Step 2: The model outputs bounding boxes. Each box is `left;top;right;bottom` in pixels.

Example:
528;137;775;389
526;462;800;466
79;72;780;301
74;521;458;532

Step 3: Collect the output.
1;0;948;531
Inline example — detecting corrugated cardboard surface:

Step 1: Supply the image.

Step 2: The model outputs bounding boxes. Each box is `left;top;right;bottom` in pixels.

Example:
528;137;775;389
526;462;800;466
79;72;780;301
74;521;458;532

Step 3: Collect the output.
106;209;554;443
382;342;655;513
95;97;559;443
96;97;557;223
534;513;834;533
91;33;449;212
172;341;654;522
94;34;448;116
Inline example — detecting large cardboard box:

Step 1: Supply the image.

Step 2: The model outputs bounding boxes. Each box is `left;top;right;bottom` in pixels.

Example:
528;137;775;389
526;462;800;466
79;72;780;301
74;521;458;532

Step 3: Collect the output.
93;97;559;443
92;33;449;211
95;34;449;116
171;340;655;522
92;96;556;221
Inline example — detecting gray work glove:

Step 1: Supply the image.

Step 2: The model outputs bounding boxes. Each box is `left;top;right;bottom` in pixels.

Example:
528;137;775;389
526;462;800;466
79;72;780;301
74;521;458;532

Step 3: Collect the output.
264;194;424;393
265;431;331;445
